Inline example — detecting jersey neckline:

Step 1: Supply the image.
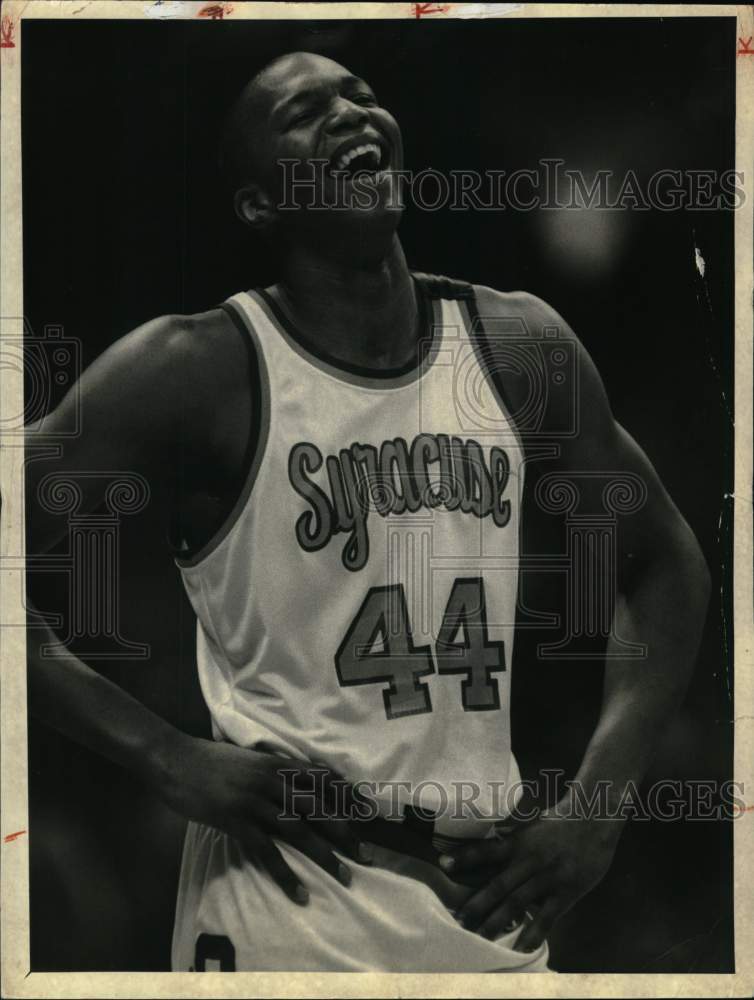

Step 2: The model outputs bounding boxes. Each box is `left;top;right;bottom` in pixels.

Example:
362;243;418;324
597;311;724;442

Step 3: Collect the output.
251;275;439;390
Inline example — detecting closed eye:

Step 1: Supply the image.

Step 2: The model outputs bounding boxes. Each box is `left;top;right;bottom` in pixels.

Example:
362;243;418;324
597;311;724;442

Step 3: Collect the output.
287;109;317;128
350;92;378;107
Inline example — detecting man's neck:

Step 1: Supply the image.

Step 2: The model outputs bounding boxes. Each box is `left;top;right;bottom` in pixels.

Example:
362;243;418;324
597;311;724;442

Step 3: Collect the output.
271;236;419;371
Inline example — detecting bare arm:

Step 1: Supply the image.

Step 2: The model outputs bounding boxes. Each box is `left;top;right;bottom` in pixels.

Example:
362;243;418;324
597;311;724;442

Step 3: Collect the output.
446;287;711;948
26;312;362;900
570;426;710;807
510;291;710;802
26;314;213;778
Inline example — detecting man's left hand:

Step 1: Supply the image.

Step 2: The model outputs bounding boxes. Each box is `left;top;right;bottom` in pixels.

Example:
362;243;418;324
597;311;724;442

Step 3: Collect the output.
440;799;624;952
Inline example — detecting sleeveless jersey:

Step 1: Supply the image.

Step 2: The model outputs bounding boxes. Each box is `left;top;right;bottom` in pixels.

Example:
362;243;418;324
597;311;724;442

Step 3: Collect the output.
176;276;525;838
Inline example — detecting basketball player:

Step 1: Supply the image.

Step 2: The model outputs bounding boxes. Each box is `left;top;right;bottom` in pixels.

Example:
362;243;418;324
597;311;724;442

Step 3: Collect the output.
26;52;711;972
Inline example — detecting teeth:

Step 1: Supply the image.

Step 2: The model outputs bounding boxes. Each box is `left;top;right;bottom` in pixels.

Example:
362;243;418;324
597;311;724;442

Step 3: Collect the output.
333;142;381;172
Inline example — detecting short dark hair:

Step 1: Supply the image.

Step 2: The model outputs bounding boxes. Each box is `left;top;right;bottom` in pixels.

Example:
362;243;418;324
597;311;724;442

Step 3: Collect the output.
218;53;315;198
218;66;267;198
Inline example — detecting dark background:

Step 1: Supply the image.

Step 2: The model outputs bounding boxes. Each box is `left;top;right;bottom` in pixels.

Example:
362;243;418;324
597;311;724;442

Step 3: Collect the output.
23;15;735;972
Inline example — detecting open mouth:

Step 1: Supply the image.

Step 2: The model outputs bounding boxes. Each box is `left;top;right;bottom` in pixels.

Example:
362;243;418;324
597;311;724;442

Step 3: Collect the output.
328;141;389;179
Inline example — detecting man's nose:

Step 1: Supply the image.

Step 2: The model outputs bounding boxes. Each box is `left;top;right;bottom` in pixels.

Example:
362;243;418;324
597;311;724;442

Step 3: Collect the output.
326;97;369;133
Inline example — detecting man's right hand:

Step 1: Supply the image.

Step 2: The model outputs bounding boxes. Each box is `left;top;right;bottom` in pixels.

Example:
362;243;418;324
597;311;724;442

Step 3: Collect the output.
154;734;369;904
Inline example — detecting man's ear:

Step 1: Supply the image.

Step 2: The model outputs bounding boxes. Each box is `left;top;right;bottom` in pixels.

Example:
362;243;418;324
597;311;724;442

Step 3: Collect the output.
234;184;276;232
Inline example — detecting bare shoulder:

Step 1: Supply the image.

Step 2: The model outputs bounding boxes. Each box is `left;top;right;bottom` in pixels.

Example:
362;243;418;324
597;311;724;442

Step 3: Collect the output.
25;305;250;550
83;306;247;428
31;303;251;477
472;284;573;337
469;283;614;449
108;306;243;388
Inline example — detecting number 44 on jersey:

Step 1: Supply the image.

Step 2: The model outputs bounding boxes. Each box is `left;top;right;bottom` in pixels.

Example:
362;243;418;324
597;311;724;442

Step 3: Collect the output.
335;577;506;720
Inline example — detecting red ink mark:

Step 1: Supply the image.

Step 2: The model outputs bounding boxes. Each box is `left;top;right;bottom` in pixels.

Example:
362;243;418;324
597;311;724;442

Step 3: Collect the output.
738;37;754;56
1;15;16;48
413;3;450;18
198;2;232;18
3;830;26;843
729;802;754;816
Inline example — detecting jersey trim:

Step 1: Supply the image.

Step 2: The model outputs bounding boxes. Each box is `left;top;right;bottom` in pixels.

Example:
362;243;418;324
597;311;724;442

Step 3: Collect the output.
410;271;475;302
174;282;502;571
175;298;271;570
250;277;442;390
459;290;529;665
459;290;526;462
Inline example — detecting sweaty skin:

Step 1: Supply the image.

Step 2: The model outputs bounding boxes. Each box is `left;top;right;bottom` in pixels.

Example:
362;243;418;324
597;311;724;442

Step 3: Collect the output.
26;52;710;956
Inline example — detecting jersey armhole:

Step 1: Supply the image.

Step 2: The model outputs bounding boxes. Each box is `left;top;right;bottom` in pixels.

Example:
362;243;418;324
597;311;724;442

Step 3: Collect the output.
456;289;526;459
170;300;270;569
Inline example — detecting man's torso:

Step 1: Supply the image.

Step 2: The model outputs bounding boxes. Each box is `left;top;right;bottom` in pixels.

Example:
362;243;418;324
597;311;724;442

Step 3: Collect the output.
173;275;530;834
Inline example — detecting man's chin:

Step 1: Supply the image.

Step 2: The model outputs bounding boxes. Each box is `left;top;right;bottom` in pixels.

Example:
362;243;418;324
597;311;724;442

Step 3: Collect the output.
324;168;404;212
309;202;403;236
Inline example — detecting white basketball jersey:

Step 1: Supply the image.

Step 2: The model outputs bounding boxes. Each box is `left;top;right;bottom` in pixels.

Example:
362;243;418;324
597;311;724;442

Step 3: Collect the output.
177;278;525;837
